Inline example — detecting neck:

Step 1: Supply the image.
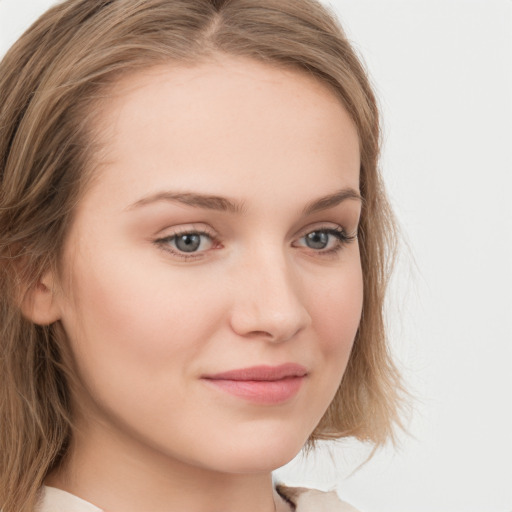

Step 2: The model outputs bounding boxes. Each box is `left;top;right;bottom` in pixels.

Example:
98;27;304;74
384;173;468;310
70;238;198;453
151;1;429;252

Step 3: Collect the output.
45;416;289;512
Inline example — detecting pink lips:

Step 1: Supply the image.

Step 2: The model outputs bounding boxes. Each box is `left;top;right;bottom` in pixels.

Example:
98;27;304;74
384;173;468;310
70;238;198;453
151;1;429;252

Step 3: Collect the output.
202;363;307;404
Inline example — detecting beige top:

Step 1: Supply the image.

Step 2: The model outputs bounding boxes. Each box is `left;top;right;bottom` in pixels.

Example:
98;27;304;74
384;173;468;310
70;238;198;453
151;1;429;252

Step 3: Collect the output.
37;484;360;512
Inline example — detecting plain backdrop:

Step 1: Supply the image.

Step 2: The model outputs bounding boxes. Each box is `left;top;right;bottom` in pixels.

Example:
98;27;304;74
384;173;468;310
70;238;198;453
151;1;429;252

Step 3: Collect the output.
1;1;511;511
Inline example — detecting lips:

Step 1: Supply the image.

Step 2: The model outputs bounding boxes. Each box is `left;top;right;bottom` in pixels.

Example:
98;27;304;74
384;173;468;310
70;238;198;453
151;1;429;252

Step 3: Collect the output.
202;364;307;404
204;363;308;381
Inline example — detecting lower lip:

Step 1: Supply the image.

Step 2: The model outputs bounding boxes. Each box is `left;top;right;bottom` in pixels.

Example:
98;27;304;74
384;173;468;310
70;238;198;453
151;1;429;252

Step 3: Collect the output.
203;376;305;404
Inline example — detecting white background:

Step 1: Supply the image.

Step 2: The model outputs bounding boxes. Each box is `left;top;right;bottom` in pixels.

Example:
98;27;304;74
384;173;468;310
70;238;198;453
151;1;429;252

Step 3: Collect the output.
1;1;511;511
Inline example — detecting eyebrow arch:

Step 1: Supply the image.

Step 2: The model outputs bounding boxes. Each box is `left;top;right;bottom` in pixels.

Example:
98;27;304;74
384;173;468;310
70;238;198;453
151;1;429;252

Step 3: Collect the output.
127;187;362;215
126;191;246;214
302;188;363;215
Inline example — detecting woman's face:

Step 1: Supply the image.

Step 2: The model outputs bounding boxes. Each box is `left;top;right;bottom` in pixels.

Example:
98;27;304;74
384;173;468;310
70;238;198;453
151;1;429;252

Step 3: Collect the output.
54;56;363;474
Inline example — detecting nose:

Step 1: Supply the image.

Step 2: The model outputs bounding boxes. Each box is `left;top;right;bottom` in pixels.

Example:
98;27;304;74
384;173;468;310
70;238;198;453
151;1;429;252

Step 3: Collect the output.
228;248;312;343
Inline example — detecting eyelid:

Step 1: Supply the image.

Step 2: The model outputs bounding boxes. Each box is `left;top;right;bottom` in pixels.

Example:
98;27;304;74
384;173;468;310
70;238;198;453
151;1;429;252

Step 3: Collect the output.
153;224;220;260
155;222;216;237
295;221;356;240
152;221;358;262
292;224;358;254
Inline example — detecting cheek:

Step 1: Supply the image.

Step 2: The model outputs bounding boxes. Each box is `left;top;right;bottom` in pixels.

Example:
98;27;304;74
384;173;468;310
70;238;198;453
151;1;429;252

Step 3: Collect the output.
282;254;363;438
59;248;225;398
310;256;363;361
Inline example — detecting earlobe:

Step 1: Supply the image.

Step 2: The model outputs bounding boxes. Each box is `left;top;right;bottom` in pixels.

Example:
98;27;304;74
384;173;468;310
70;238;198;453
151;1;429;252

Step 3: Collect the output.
20;272;62;325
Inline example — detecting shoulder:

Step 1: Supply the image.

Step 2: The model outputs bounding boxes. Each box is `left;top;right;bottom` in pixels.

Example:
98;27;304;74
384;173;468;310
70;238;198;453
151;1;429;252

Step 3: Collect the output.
276;484;361;512
36;486;103;512
37;484;360;512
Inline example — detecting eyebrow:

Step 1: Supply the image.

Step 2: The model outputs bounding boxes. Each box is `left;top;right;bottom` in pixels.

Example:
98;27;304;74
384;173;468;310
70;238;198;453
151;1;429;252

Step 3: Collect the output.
126;187;362;215
301;188;362;215
127;191;246;214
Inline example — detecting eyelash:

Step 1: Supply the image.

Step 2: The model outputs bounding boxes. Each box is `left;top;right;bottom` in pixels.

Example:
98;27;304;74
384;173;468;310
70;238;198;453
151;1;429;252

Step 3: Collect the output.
295;227;358;256
154;228;219;261
154;226;357;261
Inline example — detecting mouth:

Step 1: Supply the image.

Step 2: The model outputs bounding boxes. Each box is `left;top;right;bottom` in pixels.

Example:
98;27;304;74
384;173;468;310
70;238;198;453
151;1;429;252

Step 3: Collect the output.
201;364;308;404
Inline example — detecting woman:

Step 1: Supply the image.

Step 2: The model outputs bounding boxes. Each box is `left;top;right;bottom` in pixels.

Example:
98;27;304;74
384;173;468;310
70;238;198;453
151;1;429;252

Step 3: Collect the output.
0;1;404;511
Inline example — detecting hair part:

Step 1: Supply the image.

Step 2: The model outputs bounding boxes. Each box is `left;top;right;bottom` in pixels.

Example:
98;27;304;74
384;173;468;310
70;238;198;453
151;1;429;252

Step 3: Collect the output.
0;1;406;510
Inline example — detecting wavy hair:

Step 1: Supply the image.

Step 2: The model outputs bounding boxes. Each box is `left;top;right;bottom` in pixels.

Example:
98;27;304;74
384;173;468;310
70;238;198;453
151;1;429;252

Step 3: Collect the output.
0;1;405;510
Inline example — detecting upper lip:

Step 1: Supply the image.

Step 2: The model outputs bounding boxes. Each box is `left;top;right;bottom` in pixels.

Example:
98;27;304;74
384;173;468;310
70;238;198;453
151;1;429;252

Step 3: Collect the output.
203;363;308;381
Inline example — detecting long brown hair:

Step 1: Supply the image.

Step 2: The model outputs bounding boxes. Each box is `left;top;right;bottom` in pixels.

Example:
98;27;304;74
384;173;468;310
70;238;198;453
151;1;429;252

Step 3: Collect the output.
0;1;404;510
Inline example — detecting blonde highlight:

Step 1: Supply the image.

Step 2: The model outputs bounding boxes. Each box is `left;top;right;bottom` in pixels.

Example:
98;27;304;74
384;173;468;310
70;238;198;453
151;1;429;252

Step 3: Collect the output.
0;1;405;510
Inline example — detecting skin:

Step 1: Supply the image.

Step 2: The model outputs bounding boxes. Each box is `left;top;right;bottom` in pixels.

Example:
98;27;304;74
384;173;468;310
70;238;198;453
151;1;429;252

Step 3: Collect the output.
39;56;363;512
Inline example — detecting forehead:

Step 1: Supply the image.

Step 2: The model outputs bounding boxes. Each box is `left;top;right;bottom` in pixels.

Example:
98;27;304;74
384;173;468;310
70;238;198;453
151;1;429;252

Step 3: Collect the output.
87;56;360;208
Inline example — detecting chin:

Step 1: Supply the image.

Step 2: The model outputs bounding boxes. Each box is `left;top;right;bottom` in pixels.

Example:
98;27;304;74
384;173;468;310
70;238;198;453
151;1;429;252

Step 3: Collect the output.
197;427;309;474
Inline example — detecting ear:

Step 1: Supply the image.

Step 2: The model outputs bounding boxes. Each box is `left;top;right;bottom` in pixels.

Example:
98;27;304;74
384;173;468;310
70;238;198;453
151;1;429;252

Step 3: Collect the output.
20;271;62;325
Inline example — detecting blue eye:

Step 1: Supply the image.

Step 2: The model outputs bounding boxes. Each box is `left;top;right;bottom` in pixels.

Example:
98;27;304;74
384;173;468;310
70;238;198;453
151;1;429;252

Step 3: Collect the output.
304;231;330;249
298;228;356;252
174;233;203;253
156;231;214;256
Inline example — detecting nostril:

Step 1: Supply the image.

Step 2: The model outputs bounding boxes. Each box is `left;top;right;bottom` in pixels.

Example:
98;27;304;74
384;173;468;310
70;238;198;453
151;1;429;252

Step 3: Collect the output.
249;330;273;338
230;308;308;343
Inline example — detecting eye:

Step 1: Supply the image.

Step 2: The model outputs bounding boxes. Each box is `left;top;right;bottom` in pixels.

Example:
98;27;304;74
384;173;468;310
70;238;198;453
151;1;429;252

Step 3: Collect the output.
173;233;208;253
304;231;331;250
154;229;216;258
295;227;356;253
